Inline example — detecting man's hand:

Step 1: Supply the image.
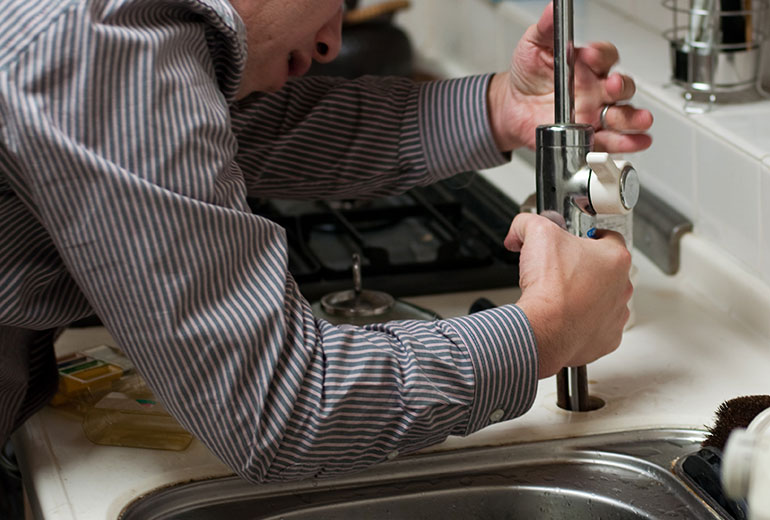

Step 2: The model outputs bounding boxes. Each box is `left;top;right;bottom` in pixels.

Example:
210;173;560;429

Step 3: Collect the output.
505;213;633;379
488;2;653;153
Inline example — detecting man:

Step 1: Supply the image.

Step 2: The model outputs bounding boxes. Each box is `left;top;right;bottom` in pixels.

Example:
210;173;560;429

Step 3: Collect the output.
0;0;652;483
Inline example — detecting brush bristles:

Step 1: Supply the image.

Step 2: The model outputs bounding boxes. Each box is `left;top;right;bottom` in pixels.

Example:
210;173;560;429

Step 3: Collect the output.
702;395;770;451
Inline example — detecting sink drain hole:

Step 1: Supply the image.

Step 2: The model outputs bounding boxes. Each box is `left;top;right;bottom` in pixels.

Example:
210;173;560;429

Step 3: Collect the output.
556;367;606;412
557;395;606;412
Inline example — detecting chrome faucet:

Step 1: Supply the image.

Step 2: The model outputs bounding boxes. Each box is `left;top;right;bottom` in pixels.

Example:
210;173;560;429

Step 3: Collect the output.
535;0;640;412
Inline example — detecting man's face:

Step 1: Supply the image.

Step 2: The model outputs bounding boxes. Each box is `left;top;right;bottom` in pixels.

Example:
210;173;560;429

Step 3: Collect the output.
229;0;344;97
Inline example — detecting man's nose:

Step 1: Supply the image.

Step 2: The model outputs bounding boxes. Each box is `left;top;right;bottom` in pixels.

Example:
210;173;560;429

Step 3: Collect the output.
313;8;343;63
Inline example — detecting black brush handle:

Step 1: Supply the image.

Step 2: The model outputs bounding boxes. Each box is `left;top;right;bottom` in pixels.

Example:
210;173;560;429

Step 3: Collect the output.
682;447;748;519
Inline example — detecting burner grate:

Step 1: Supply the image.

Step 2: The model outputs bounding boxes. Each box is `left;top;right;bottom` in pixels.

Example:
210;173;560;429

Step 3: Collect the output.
248;172;521;301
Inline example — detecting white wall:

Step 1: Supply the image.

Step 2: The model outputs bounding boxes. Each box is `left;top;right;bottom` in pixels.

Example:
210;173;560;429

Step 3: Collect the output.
393;0;770;287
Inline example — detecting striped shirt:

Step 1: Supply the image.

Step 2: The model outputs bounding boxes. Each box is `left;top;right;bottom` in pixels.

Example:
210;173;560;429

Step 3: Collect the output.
0;0;538;482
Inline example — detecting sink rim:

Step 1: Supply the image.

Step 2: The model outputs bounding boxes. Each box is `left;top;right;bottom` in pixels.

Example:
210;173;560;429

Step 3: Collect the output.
120;428;722;520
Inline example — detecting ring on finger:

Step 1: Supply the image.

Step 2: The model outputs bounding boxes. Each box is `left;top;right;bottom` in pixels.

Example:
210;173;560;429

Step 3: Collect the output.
600;104;614;131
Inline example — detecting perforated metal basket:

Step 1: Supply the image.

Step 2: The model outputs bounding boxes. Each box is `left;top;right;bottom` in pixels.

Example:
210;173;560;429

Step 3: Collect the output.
663;0;767;108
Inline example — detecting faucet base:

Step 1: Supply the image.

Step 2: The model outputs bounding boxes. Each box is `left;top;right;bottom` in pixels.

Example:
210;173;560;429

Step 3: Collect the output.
556;366;605;412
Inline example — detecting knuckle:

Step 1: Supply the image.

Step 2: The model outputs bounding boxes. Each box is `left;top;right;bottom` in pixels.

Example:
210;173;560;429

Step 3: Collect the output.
608;327;625;354
623;281;634;302
606;243;631;270
530;214;562;238
621;305;631;325
615;245;632;267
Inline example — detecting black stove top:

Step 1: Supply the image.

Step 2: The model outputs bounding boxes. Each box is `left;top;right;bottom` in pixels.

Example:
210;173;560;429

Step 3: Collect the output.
247;172;521;302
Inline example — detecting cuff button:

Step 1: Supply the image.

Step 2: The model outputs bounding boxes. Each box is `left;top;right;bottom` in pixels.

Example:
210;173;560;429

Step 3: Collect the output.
489;409;505;423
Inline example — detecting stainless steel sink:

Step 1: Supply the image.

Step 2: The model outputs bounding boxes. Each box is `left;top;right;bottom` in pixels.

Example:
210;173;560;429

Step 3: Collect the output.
120;429;725;519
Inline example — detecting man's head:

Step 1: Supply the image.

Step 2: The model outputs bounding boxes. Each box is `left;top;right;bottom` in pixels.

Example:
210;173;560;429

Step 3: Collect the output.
229;0;344;97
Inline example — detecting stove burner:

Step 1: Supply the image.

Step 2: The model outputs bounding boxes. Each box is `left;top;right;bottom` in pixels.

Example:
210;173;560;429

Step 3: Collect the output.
247;172;521;301
321;253;395;318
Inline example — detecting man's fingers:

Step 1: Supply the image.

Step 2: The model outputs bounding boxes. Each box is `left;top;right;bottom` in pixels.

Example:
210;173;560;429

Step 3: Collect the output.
589;228;628;248
597;103;653;133
604;73;636;103
504;212;565;252
575;42;619;77
527;2;555;48
504;213;543;252
504;213;530;252
593;131;652;154
506;213;635;252
593;101;653;153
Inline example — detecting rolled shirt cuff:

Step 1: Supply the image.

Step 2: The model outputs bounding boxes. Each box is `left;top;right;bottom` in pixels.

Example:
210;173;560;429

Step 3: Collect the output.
418;73;509;180
442;303;538;435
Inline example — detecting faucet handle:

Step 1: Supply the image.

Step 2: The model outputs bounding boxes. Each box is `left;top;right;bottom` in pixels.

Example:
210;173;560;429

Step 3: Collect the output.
587;152;640;215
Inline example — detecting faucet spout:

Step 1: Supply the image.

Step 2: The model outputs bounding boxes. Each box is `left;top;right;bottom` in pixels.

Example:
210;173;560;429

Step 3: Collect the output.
536;124;594;412
535;0;639;412
554;0;576;125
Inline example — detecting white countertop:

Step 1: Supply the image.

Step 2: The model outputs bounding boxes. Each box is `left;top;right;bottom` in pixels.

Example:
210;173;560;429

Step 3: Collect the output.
14;154;770;519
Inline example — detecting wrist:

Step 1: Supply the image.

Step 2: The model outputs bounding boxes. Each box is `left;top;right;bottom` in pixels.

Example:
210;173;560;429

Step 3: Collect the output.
487;72;528;152
516;295;566;379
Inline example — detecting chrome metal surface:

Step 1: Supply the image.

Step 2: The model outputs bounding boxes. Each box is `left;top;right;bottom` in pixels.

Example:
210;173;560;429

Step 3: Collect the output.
535;125;594;228
663;0;768;103
599;104;612;130
567;365;586;411
538;0;646;413
537;122;595;412
320;253;395;317
619;166;640;210
535;124;593;148
120;429;723;520
351;252;363;293
312;298;438;326
669;39;762;92
553;0;575;124
320;289;394;317
540;0;598;413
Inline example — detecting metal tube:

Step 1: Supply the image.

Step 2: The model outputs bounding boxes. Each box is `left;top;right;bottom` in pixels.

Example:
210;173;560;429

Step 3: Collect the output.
540;0;637;412
553;0;575;125
537;123;594;412
546;0;592;412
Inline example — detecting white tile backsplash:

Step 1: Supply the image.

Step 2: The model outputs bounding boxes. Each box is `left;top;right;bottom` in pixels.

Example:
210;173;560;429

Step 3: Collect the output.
392;0;438;57
459;0;508;72
695;129;762;271
699;105;770;162
762;164;770;283
395;0;770;284
429;0;465;62
628;90;697;219
629;1;671;35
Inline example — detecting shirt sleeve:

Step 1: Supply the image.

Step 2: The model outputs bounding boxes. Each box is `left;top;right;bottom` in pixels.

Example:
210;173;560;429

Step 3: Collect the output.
231;74;509;200
0;0;537;483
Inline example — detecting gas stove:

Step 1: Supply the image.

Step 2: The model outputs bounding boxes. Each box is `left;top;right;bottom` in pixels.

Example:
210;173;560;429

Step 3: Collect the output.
68;173;520;330
247;172;521;303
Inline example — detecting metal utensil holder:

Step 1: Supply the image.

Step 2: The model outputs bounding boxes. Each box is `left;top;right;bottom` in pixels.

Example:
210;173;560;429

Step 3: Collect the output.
664;0;767;112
